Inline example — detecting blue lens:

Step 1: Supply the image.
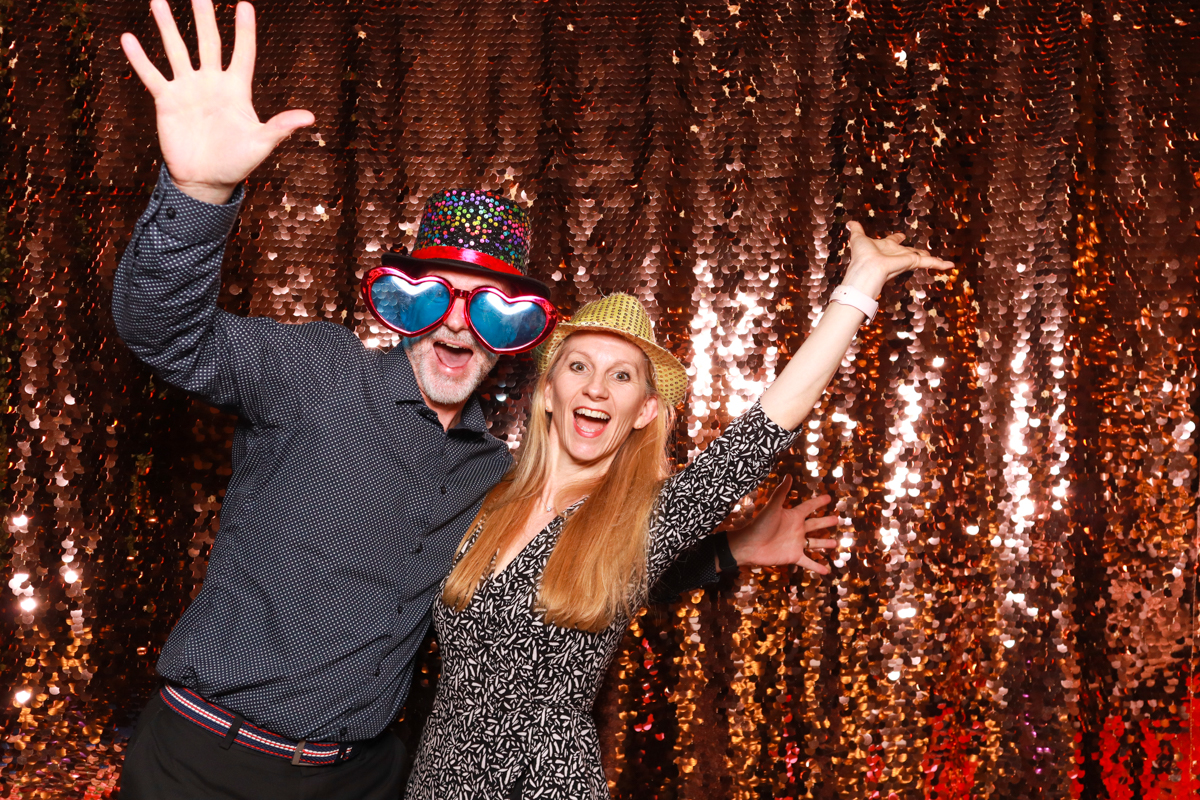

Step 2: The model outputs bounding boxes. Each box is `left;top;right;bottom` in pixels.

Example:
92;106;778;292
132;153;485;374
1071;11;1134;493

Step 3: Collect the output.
369;274;451;334
468;292;548;351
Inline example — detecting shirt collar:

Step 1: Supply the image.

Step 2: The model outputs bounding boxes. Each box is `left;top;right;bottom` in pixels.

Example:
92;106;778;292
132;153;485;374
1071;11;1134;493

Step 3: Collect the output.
455;395;490;435
381;345;490;436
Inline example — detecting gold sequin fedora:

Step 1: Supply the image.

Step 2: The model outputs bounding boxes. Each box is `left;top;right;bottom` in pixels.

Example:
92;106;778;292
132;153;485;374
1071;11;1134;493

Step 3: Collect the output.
534;293;688;406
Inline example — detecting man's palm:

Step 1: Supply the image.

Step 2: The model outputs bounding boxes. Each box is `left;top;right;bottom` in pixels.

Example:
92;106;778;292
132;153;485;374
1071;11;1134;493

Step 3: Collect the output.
728;475;838;575
121;0;313;203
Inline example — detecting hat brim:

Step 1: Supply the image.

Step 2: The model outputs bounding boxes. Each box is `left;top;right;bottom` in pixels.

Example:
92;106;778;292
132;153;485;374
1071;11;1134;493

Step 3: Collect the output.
535;322;689;407
381;251;551;300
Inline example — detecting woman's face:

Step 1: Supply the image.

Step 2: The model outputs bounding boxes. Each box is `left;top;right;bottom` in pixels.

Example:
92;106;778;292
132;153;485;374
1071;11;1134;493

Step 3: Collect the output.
543;332;660;472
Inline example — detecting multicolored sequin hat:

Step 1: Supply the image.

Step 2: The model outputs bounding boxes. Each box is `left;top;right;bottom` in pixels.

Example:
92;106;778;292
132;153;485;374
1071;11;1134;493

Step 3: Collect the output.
382;188;549;299
534;293;689;406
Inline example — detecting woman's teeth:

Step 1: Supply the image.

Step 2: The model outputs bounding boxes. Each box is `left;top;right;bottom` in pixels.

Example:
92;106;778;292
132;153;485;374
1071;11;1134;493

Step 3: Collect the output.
573;408;610;435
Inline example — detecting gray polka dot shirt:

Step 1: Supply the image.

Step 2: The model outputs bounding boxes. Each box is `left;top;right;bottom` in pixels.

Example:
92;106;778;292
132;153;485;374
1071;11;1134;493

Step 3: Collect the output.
110;169;721;744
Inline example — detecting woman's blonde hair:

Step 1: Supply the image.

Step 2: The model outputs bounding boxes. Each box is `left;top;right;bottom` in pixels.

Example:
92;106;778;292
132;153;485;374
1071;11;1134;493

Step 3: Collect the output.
441;338;674;632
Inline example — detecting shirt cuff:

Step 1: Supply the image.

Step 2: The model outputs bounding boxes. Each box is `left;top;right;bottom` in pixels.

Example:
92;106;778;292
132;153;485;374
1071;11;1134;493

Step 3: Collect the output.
145;167;246;247
714;531;738;573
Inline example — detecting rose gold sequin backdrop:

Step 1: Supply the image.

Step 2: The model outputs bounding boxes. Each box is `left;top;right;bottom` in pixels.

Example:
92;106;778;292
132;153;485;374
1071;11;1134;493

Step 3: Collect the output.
1;0;1198;797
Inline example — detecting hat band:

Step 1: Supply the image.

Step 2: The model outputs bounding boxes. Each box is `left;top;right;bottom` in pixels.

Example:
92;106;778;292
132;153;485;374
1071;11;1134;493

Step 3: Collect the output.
410;246;525;278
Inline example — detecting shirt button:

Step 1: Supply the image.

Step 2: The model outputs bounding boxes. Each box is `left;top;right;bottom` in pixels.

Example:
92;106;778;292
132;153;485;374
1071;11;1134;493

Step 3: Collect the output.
440;486;447;495
397;603;405;614
165;207;177;219
413;543;423;554
153;189;160;200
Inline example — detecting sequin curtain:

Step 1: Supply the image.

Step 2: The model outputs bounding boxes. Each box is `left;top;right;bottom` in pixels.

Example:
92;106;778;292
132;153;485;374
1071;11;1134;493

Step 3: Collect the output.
2;1;1197;797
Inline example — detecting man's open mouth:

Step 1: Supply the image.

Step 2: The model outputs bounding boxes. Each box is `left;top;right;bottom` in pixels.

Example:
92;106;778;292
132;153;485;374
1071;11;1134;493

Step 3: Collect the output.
433;341;474;369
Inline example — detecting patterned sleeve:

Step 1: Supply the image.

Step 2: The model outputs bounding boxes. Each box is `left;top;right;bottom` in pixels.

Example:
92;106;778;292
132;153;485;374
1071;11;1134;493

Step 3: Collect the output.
646;402;798;585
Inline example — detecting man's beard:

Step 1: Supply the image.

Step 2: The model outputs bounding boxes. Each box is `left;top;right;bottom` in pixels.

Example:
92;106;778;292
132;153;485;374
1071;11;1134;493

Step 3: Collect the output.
403;328;498;407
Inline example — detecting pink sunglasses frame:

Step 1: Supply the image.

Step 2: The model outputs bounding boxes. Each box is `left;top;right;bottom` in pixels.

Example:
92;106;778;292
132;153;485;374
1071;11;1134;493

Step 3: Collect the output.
360;266;559;354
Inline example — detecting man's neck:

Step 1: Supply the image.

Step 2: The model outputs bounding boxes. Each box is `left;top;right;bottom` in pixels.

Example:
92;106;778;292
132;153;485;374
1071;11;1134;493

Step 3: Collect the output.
418;389;468;432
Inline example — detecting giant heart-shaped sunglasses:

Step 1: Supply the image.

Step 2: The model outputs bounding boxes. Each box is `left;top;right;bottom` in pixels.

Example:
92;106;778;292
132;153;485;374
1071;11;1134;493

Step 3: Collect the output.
361;267;558;353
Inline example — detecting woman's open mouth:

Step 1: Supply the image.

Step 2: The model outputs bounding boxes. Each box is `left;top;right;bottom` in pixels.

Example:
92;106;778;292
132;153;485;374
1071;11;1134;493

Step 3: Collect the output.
573;407;611;437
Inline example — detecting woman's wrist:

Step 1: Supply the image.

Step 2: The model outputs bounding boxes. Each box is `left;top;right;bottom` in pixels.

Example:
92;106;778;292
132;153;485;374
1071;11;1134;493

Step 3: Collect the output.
829;285;878;323
840;269;885;300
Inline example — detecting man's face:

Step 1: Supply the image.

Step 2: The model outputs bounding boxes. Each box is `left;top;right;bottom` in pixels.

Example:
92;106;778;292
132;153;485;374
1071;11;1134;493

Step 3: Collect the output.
402;267;510;409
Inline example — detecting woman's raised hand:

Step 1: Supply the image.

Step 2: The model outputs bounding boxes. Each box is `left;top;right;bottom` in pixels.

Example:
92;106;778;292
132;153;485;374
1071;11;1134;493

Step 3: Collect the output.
120;0;314;204
841;220;956;299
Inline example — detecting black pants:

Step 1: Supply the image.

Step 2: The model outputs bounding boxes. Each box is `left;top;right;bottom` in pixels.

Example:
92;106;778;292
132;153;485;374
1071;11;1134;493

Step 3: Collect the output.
117;692;408;800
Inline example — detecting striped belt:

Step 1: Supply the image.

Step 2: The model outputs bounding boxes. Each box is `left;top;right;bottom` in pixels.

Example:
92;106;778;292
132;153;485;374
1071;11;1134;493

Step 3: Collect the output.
160;685;356;766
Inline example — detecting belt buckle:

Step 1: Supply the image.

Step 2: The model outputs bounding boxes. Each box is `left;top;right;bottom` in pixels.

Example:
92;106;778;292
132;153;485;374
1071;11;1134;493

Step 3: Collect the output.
291;740;308;766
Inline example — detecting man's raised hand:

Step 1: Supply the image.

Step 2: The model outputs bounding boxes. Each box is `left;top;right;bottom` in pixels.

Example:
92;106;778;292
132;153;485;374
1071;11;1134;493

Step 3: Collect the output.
725;475;839;576
121;0;314;204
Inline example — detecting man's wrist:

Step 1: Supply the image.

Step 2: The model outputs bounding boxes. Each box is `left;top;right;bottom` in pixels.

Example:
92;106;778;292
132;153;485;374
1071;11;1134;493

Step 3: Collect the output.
172;179;239;206
153;168;246;247
715;533;739;573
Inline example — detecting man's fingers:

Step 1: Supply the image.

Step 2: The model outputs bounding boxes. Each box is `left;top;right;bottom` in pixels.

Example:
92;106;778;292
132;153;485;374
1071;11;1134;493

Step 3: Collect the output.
795;494;832;515
229;2;257;80
770;475;794;508
265;109;316;143
758;475;792;515
806;538;838;549
192;0;223;69
804;516;839;532
120;33;169;95
150;0;193;78
846;220;866;238
796;555;831;575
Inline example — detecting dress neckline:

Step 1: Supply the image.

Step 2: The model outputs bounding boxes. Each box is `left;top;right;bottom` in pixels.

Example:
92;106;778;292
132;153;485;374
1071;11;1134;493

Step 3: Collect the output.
490;497;587;580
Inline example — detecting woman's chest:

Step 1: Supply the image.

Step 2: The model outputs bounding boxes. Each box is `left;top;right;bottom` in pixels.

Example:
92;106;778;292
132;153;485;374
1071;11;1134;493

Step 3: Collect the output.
433;552;625;671
434;538;549;644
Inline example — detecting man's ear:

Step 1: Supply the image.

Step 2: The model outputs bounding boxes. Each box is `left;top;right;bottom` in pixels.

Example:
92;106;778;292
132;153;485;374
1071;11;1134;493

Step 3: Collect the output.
632;395;660;430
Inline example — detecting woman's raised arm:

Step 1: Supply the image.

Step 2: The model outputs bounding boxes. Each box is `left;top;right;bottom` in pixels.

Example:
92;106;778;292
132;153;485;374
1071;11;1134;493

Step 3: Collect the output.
758;221;954;431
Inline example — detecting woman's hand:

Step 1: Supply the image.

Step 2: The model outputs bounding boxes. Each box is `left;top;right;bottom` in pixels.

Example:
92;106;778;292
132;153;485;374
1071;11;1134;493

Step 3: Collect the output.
725;476;838;575
120;0;314;204
841;220;955;299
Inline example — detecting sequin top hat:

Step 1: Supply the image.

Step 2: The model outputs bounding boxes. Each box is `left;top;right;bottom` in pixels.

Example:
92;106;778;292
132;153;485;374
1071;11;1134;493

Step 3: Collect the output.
534;293;689;406
382;189;549;299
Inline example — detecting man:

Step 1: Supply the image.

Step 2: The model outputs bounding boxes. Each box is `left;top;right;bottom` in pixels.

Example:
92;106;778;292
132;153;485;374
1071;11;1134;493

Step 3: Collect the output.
112;2;837;798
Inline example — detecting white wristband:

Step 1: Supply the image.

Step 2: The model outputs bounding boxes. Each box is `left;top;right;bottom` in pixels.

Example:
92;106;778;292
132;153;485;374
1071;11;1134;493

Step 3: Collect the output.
829;284;879;323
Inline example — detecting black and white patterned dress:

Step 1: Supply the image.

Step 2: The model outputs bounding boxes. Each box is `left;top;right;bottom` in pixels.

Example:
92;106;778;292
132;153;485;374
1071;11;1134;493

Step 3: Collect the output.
405;403;797;799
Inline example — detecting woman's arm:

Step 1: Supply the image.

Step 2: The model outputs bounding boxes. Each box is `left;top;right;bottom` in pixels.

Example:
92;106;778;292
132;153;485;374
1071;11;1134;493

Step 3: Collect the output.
646;402;800;586
643;222;952;586
759;222;954;430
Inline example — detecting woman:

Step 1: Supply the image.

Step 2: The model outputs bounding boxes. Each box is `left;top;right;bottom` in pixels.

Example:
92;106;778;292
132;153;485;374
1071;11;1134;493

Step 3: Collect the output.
405;222;953;798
